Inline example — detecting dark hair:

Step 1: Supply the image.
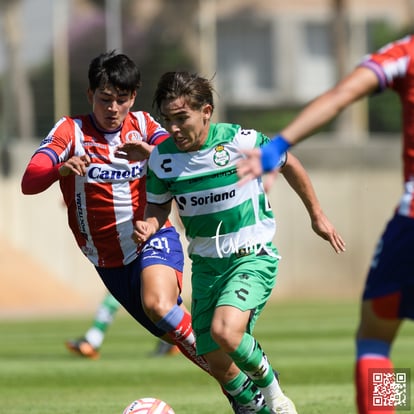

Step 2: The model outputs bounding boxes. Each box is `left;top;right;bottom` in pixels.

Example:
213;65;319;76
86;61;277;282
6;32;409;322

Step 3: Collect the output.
152;71;214;113
88;50;141;92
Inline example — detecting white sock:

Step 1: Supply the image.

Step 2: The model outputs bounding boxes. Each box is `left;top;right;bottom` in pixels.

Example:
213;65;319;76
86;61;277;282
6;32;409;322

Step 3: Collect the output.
259;376;285;409
84;327;104;348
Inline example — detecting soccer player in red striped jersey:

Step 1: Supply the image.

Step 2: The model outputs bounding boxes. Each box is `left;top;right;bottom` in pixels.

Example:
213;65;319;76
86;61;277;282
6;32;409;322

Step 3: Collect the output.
237;35;414;414
21;51;248;413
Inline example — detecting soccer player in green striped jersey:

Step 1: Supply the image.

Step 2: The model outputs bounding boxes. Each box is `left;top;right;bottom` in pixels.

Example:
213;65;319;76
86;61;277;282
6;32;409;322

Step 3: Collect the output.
127;71;345;414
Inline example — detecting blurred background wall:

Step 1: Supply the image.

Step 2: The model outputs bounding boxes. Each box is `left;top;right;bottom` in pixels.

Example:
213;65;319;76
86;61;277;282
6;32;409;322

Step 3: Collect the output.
0;0;410;313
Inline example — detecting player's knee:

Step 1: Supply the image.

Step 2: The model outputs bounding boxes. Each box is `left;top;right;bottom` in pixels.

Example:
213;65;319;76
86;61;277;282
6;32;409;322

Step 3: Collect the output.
142;295;175;323
210;322;237;352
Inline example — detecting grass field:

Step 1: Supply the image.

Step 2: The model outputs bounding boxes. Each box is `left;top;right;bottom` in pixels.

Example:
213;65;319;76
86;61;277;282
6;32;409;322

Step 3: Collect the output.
1;301;413;414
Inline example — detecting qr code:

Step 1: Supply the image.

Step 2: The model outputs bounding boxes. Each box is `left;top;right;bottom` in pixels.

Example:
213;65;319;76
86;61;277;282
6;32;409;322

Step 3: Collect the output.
369;368;411;411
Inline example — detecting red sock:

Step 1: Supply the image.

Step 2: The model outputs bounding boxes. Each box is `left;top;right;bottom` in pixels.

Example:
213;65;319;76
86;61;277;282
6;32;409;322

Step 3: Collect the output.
167;311;210;373
355;357;395;414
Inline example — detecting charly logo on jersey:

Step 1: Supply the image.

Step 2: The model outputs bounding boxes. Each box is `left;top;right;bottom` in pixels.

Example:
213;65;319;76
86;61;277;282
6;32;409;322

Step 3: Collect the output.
213;145;230;167
161;158;172;173
125;131;143;141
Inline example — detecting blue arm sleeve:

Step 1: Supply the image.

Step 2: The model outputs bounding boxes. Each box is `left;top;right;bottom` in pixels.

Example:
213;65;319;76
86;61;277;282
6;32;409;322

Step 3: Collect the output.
260;135;291;172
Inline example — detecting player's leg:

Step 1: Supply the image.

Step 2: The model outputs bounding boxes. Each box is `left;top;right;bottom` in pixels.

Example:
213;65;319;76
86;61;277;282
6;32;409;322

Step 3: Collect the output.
354;215;412;414
191;287;267;413
210;305;296;414
205;349;269;413
150;338;180;357
139;228;253;413
65;291;120;359
140;263;210;372
355;299;401;414
228;257;295;413
138;227;210;372
192;252;295;414
96;281;247;414
96;247;206;370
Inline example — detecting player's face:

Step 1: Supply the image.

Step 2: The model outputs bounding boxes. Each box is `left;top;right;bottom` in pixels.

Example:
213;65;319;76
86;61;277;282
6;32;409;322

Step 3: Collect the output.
160;97;212;152
88;85;136;132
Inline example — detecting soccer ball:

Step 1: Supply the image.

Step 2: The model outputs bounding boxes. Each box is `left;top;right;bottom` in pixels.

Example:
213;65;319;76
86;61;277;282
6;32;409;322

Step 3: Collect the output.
122;397;175;414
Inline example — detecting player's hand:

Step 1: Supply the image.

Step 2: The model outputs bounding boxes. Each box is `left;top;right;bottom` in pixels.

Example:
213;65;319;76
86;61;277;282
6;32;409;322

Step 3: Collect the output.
238;135;292;186
311;212;346;254
237;148;263;186
59;154;91;177
262;169;280;192
132;220;157;244
115;141;153;161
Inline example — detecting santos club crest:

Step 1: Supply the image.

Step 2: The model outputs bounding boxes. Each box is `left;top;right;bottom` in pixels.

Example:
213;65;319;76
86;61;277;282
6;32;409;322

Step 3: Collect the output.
213;144;230;166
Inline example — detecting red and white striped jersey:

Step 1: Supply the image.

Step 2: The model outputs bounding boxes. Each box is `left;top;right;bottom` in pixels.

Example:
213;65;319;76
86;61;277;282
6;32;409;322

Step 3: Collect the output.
35;111;170;267
360;35;414;217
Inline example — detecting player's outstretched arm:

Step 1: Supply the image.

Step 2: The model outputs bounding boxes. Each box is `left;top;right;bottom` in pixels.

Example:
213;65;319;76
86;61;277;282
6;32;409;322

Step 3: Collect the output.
237;66;379;184
280;153;346;254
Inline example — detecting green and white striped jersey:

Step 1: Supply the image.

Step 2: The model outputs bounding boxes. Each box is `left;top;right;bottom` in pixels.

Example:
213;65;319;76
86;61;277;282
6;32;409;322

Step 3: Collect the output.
146;123;286;260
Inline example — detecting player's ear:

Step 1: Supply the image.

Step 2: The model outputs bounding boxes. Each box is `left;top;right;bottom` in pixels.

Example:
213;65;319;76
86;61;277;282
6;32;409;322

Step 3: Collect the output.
202;104;213;120
87;88;94;104
129;90;137;108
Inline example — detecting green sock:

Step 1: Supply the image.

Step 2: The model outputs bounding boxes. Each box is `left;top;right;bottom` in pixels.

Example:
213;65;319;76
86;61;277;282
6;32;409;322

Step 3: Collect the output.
223;371;270;413
85;293;120;348
92;293;120;331
229;333;275;388
229;333;284;409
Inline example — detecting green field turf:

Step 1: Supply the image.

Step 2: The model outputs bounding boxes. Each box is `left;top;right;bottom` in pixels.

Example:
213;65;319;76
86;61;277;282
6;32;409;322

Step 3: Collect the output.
1;301;413;414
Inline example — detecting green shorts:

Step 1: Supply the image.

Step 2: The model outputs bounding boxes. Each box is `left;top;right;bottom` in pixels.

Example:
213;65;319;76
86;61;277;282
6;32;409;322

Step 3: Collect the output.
191;247;279;355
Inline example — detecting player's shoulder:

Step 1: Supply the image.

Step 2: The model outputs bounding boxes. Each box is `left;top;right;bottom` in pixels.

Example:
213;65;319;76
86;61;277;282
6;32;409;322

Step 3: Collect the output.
362;35;414;81
50;114;85;134
129;110;151;120
128;110;163;127
393;34;414;48
127;111;168;143
211;122;258;142
212;123;264;152
151;135;177;155
376;35;414;57
213;122;242;136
